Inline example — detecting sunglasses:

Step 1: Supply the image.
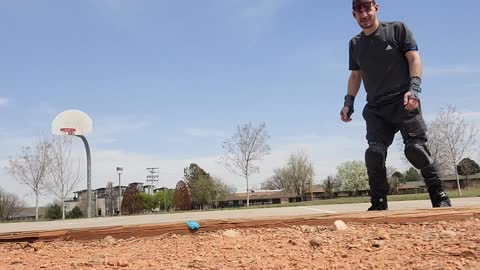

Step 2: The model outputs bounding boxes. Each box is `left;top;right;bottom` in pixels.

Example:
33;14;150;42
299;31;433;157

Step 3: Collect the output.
353;1;374;13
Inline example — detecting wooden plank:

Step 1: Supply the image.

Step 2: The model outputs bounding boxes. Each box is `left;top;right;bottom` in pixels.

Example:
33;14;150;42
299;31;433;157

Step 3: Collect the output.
0;207;478;243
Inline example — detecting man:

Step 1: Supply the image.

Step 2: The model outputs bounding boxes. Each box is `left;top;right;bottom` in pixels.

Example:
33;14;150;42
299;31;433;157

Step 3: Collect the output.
341;0;451;210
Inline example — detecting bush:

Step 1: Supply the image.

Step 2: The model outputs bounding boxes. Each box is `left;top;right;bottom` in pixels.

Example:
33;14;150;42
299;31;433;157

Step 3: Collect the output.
67;206;83;219
45;203;62;220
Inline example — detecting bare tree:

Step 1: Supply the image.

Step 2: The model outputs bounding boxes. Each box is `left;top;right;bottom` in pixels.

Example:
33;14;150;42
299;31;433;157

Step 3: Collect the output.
269;152;314;200
323;176;341;199
105;181;115;216
386;166;399;195
262;168;288;190
434;106;479;196
45;137;82;219
222;122;271;207
0;188;26;220
386;166;397;177
426;119;452;175
261;152;315;199
6;136;51;220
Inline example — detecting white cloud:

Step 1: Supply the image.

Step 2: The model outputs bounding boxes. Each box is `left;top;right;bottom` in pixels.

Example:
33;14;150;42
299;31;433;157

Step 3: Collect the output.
183;128;225;138
424;65;480;77
424;110;480;127
0;97;9;107
89;115;151;144
460;111;480;120
454;111;480;129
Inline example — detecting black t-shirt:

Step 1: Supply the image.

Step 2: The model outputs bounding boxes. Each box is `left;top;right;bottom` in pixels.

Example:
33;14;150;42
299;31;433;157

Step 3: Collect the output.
349;21;418;105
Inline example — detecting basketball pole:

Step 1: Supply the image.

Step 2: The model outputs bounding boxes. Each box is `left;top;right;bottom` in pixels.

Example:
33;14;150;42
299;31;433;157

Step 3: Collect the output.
76;135;92;218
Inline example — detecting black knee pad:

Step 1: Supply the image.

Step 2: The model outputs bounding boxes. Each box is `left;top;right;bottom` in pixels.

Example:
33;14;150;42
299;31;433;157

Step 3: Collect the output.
365;143;386;171
404;142;433;170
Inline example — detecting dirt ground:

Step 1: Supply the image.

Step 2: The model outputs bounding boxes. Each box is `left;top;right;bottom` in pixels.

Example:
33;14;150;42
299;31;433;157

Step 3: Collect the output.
0;218;479;270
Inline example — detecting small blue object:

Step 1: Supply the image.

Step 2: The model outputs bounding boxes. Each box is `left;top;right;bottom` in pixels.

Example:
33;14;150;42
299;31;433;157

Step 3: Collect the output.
186;221;200;230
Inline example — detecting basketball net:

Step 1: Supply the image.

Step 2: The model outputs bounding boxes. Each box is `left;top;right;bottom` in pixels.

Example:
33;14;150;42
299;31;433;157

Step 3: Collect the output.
60;128;77;136
59;128;77;144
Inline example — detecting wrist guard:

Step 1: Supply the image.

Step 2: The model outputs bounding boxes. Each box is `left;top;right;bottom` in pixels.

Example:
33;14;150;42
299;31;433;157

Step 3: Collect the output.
409;76;422;99
343;94;355;118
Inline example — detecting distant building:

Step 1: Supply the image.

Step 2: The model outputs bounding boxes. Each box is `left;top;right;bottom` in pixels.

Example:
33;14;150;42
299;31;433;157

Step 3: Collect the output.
64;197;77;213
73;185;127;217
441;173;480;190
218;190;300;208
8;207;46;221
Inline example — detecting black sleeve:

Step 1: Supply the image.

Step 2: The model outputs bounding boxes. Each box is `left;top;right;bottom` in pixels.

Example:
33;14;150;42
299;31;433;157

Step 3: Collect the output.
349;40;360;70
396;22;418;53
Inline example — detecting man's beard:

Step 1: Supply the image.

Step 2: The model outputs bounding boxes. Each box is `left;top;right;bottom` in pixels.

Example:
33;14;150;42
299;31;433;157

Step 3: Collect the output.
360;22;374;30
358;15;376;30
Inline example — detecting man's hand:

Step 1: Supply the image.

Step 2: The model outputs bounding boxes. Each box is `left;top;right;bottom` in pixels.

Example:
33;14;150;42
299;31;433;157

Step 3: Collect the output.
404;76;421;111
403;92;419;111
340;106;352;122
341;94;355;122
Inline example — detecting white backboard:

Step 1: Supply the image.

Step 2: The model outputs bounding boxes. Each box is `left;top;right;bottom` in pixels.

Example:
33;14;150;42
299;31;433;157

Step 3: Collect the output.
52;110;93;136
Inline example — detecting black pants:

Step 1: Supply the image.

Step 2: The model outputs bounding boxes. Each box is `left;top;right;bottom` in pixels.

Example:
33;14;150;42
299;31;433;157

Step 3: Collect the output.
362;97;443;198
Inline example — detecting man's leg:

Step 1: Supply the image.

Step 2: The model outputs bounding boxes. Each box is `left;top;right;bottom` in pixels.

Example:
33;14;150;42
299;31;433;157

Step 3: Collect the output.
365;141;389;210
363;105;395;211
400;108;451;207
404;138;451;207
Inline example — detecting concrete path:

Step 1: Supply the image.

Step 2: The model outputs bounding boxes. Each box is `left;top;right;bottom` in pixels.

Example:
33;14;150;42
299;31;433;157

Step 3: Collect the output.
0;197;478;234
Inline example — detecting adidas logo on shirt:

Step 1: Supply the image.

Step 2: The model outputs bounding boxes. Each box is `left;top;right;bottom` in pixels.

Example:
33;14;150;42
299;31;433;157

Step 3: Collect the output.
385;45;393;51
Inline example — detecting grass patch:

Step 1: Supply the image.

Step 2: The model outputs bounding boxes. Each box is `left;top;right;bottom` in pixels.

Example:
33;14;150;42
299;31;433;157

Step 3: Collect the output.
224;188;480;210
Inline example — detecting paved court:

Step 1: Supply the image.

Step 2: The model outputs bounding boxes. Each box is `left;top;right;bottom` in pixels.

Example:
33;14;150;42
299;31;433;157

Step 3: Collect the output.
0;197;478;234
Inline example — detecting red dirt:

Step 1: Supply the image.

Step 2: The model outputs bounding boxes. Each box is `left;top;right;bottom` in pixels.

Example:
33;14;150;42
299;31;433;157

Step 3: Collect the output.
1;217;479;270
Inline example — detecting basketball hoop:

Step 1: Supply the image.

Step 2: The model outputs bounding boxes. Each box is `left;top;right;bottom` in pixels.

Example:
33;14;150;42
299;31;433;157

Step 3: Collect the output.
52;109;93;218
60;128;77;136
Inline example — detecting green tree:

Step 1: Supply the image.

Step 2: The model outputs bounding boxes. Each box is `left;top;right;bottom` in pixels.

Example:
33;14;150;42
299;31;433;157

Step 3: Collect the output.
212;177;229;208
183;163;229;209
67;206;83;219
190;175;215;209
405;167;421;182
184;163;211;208
184;163;210;187
336;161;369;196
392;171;405;183
141;193;159;212
457;158;480;190
457;158;480;175
154;189;174;211
45;203;63;220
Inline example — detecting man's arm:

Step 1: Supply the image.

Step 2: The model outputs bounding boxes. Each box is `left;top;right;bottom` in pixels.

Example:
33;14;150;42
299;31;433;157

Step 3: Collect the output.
348;70;362;96
341;70;362;122
404;50;423;110
405;50;422;78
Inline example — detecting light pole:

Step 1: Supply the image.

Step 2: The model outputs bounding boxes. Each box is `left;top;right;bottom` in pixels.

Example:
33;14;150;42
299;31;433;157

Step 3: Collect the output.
116;167;123;216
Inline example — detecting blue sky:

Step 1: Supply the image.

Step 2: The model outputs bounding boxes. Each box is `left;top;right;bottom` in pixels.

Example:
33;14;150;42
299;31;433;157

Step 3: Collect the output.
1;0;479;206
